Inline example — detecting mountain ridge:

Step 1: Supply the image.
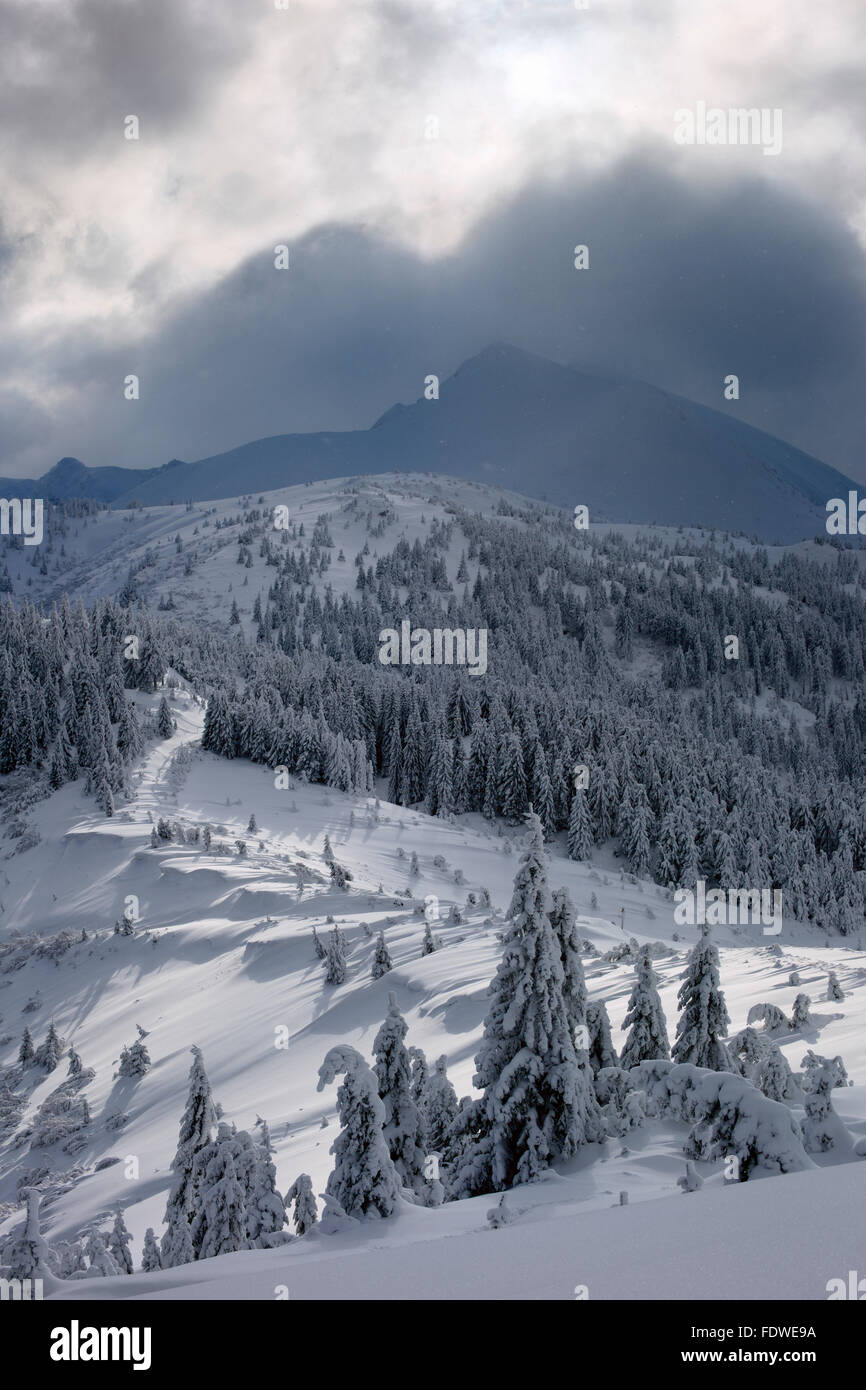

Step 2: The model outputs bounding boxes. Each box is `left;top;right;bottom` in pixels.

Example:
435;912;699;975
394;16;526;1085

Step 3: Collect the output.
1;345;857;542
113;343;856;541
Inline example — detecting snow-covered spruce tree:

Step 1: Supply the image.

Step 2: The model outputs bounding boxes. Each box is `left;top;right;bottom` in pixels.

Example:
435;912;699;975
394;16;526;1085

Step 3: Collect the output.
746;1001;789;1034
422;920;437;955
285;1173;318;1236
620;949;670;1069
157;696;173;739
18;1027;35;1065
35;1022;63;1072
325;928;346;984
161;1045;217;1268
826;971;845;1002
586;1000;618;1075
94;769;114;817
671;925;733;1072
201;689;235;758
800;1051;849;1153
730;1028;793;1103
6;1188;51;1282
107;1210;134;1274
373;993;427;1198
141;1228;162;1272
191;1122;249;1259
117;699;142;761
85;1227;120;1277
790;993;812;1029
246;1120;287;1247
594;1067;648;1137
631;1060;810;1178
408;1045;429;1110
547;886;603;1137
51;1240;86;1278
623;784;653;877
422;1055;458;1153
317;1044;400;1219
330;858;353;890
67;1046;84;1078
567;787;594;862
118;1037;151;1078
115;910;135;937
548;887;587;1041
372;930;392;979
498;732;528;823
449;813;599;1197
312;925;326;959
48;740;68;791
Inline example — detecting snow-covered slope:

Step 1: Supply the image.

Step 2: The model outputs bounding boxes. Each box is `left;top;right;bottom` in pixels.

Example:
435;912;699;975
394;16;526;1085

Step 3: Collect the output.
1;680;864;1299
6;470;860;623
1;473;864;1301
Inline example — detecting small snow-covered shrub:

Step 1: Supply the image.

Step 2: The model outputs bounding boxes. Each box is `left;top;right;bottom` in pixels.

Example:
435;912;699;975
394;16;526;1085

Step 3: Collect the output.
629;1059;810;1179
677;1160;703;1193
602;941;632;964
30;1087;90;1149
104;1112;130;1132
330;861;353;890
800;1052;849;1154
486;1195;514;1229
730;1028;794;1102
13;828;41;853
595;1067;649;1137
746;1002;789;1033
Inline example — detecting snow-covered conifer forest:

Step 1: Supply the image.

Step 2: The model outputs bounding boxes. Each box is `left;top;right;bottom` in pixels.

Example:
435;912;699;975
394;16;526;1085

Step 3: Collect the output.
0;474;865;1302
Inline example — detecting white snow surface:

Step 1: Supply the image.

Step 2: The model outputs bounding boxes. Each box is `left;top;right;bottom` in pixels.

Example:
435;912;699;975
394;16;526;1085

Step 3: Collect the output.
0;475;864;1300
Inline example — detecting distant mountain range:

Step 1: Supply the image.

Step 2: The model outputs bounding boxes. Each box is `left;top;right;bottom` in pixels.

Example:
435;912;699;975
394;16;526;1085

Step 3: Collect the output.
0;455;162;504
1;345;856;541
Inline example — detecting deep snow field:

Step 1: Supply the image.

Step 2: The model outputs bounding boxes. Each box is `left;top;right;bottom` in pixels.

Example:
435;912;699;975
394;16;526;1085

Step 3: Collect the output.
0;474;864;1301
0;681;864;1300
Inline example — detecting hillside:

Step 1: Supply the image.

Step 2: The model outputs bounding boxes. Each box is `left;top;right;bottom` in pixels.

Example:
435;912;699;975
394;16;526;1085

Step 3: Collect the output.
1;682;864;1301
1;474;865;1301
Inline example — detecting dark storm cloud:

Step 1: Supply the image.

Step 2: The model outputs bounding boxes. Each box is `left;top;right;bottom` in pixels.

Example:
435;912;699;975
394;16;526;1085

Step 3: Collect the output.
0;0;255;152
20;158;866;482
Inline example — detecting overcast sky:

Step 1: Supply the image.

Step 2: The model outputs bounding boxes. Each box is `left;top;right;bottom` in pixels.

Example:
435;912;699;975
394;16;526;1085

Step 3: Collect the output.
2;0;866;480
